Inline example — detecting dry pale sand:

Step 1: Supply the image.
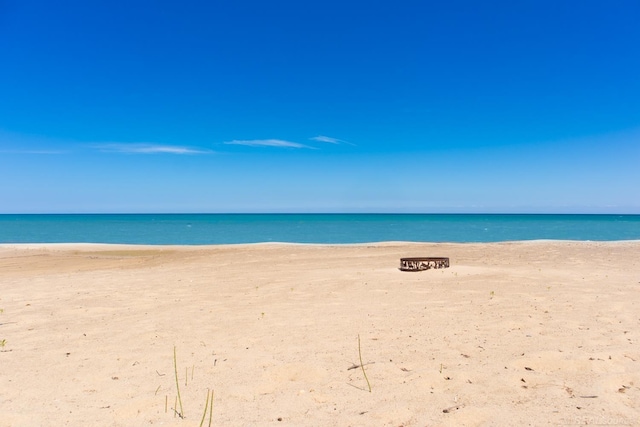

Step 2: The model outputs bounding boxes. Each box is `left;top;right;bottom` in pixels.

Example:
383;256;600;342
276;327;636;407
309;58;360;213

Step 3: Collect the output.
1;241;639;427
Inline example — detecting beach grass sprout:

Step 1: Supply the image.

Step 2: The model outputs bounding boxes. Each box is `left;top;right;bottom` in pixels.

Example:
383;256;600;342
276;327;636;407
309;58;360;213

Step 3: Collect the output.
164;348;214;424
357;334;372;392
173;346;185;418
199;389;214;427
199;389;210;427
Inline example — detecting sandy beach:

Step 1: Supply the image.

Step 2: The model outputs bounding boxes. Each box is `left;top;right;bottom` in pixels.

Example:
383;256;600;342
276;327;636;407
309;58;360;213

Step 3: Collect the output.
0;241;638;426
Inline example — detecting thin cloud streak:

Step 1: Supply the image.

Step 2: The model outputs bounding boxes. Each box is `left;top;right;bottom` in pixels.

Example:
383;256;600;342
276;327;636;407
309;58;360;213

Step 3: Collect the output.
224;139;310;148
310;135;354;145
96;143;212;154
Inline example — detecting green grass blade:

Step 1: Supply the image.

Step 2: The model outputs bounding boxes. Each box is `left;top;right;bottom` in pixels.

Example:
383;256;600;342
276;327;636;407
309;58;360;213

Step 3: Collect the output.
174;346;185;417
358;334;372;392
199;389;210;427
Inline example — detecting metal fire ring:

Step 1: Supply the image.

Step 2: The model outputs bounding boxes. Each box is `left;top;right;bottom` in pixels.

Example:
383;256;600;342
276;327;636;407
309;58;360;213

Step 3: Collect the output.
399;257;450;271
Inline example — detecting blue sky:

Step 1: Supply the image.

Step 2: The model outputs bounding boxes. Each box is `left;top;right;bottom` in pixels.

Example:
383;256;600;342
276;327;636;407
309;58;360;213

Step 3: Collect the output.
1;0;639;213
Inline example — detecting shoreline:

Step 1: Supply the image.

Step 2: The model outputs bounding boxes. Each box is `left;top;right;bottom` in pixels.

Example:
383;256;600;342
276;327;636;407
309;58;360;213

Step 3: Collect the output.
2;238;640;249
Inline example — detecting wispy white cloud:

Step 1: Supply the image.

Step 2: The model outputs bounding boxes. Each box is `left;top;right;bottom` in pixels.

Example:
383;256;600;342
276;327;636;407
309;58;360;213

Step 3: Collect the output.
310;135;340;144
223;139;310;149
310;135;354;146
96;143;212;155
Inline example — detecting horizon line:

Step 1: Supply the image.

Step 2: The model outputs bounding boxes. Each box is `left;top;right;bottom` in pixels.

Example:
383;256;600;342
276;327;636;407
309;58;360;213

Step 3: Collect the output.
1;212;639;216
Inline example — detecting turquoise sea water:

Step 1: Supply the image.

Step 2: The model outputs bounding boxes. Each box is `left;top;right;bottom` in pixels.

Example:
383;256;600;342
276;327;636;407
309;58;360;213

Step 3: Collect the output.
1;214;639;245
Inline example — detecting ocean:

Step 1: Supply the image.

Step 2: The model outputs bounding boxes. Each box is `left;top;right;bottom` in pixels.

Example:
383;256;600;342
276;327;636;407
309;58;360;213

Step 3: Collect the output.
1;214;639;245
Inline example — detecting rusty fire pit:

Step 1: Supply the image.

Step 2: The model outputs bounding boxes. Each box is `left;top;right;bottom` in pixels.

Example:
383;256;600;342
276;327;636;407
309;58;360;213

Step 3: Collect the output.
399;257;450;271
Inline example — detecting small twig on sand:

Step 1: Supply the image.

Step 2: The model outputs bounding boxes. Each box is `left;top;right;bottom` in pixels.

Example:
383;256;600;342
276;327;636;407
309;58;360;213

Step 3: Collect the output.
443;404;465;413
347;362;375;371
